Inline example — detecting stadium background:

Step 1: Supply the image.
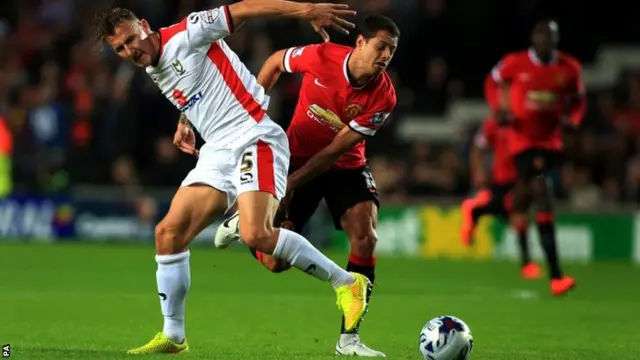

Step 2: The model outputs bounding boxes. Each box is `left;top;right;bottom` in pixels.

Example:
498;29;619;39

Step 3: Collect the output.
2;1;640;359
0;0;639;261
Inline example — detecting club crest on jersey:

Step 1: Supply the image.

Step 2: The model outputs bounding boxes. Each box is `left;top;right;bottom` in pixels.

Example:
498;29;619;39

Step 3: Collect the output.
172;89;203;111
171;59;186;76
344;103;363;119
556;73;567;86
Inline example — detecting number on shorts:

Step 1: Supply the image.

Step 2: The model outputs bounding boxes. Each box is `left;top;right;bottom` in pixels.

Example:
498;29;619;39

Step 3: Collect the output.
361;168;377;191
240;151;253;173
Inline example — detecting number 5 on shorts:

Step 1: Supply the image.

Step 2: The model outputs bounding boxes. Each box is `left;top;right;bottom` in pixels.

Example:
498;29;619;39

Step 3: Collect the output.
235;141;278;197
240;151;254;183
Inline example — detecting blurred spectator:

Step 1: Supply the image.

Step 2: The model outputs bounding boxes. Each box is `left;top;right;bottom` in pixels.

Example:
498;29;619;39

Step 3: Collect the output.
0;0;637;209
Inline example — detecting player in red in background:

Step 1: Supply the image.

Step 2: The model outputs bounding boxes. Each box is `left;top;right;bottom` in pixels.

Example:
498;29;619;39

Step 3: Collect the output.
215;15;398;356
461;114;542;280
487;20;586;296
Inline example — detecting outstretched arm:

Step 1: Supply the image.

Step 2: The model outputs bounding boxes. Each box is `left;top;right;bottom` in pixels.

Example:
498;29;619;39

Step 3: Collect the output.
229;0;355;40
288;127;365;188
256;49;287;92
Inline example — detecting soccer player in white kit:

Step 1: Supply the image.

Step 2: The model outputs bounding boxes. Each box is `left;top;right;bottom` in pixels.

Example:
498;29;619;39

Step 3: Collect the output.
96;0;371;355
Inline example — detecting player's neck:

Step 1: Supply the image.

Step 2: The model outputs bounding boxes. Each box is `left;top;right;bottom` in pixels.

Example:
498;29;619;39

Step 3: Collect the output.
150;32;162;67
534;49;554;64
347;56;374;87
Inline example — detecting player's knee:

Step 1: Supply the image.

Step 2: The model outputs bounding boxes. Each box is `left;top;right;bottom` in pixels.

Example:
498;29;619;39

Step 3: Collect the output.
348;228;378;258
531;178;553;210
240;225;275;249
155;222;187;255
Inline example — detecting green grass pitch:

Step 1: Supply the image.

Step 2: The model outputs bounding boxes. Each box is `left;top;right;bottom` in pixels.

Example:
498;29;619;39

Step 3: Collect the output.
1;241;639;359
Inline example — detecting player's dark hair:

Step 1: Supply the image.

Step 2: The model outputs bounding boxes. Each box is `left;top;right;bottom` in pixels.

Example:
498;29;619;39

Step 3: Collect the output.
359;15;400;39
94;7;139;42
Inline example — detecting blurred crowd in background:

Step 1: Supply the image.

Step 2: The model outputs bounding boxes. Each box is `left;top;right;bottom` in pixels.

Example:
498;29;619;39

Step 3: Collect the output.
1;0;640;208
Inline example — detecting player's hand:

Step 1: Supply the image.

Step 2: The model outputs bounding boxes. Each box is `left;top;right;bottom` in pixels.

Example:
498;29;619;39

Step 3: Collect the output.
279;187;294;218
472;170;488;189
173;122;199;158
303;3;356;42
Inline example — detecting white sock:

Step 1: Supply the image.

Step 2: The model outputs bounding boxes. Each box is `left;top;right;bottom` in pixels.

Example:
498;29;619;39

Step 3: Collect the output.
272;229;355;288
156;250;190;344
339;333;360;346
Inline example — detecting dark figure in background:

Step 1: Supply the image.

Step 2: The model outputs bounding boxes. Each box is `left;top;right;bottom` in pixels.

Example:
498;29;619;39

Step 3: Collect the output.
486;20;586;296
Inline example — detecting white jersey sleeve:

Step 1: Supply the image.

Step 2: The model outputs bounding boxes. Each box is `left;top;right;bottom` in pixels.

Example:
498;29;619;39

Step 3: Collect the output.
185;6;234;49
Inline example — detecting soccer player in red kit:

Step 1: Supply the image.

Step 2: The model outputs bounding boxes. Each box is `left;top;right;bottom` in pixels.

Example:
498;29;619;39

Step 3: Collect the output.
215;15;398;356
461;114;541;279
487;20;585;296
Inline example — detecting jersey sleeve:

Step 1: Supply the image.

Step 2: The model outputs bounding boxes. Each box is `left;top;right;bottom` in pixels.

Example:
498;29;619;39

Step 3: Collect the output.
348;92;396;137
282;43;323;74
490;54;519;83
185;6;233;49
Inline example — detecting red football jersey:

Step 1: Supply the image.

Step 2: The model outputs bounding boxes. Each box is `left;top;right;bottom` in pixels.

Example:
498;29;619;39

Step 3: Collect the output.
490;49;585;154
282;42;397;169
474;118;517;185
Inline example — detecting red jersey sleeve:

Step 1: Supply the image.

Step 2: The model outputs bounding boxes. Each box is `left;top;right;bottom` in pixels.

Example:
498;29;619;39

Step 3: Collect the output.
282;43;324;74
490;53;520;83
348;85;397;137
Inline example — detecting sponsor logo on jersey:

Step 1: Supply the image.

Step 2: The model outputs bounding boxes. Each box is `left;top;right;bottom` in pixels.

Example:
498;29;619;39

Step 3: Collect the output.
171;59;186;76
307;104;345;132
525;91;557;110
344;103;363;118
172;89;204;111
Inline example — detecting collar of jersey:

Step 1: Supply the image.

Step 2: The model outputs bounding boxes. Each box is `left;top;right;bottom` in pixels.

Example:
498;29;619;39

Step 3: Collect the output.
528;48;558;66
342;51;376;90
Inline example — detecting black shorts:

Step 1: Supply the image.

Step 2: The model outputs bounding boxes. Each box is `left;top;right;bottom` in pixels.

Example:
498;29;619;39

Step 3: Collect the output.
274;166;379;232
514;148;560;180
482;183;515;219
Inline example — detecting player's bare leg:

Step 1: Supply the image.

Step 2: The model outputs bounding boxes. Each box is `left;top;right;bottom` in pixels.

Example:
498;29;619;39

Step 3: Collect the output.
504;190;541;279
460;189;492;246
128;185;228;355
335;200;385;357
530;176;575;295
508;213;541;279
236;190;370;332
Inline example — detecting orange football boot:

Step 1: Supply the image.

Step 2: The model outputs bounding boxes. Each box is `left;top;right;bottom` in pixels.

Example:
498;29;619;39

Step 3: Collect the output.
521;262;542;279
551;276;576;296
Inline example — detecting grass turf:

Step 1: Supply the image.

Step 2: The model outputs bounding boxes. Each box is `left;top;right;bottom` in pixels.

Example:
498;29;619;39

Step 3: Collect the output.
1;242;639;359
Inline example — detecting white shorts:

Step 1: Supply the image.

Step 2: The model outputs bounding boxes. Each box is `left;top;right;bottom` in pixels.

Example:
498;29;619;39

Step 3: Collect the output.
181;117;290;208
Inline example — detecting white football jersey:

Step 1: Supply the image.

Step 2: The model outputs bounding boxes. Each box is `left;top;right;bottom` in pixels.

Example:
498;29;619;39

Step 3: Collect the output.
146;6;270;146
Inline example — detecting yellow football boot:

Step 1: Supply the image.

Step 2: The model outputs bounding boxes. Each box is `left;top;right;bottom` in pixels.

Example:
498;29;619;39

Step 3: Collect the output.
335;272;371;332
126;332;188;355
